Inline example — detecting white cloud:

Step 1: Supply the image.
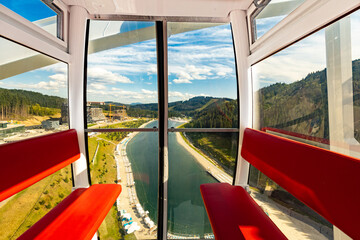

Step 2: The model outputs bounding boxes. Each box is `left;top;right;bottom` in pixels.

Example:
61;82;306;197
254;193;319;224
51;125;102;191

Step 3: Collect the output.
141;89;157;96
49;73;67;82
171;65;214;84
89;83;107;90
173;78;192;84
87;67;133;84
43;63;67;74
253;30;327;89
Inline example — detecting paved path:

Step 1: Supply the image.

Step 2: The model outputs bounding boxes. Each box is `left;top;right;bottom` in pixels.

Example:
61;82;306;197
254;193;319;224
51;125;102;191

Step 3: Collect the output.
115;124;157;239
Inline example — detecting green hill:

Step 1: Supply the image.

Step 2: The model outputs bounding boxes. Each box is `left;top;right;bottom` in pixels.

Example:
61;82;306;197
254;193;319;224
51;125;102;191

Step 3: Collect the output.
259;59;359;141
0;88;65;120
126;96;236;119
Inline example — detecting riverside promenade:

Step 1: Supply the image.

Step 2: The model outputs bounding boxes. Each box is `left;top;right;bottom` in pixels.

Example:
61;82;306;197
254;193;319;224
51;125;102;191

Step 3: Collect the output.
115;122;157;239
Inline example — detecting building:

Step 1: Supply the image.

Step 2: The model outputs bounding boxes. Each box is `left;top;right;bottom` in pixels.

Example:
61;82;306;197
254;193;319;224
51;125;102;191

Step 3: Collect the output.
112;108;128;120
87;107;106;122
87;102;105;106
41;119;60;130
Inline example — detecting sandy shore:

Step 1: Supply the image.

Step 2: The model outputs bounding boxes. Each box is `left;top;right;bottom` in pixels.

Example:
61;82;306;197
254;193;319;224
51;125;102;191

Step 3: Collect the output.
175;132;233;184
114;119;158;239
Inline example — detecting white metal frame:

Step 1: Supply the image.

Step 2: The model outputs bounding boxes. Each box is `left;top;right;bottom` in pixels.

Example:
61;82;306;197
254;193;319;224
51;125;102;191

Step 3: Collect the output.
68;5;90;188
230;10;252;187
247;0;360;66
0;3;69;55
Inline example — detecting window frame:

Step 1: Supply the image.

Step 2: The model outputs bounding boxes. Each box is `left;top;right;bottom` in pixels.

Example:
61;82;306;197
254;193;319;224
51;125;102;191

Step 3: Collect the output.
0;1;69;55
84;17;240;240
246;0;360;66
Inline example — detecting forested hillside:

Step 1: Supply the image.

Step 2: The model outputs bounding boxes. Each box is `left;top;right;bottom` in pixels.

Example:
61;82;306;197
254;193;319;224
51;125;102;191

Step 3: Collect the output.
126;96;236;119
0;88;65;120
259;59;359;141
184;99;238;128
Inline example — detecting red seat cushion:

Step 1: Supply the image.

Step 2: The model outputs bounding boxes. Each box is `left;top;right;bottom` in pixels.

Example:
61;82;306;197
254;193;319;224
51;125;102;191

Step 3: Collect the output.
200;183;287;240
0;129;80;202
18;184;121;240
241;128;360;239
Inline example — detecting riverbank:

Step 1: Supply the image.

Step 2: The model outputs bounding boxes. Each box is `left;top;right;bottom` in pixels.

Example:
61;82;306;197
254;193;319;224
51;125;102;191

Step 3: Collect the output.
175;132;233;184
115;120;157;239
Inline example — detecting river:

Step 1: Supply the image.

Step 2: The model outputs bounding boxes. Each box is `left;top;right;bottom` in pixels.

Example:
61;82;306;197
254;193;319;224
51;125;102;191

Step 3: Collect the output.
126;120;217;237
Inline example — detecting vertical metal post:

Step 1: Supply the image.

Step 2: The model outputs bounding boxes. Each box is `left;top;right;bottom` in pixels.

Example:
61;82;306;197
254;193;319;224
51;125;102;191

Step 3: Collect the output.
230;10;252;187
156;20;169;240
325;16;354;240
68;5;90;189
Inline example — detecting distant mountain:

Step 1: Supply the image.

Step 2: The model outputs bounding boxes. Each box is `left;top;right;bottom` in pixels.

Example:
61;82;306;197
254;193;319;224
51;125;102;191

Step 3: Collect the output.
128;96;235;118
130;102;143;106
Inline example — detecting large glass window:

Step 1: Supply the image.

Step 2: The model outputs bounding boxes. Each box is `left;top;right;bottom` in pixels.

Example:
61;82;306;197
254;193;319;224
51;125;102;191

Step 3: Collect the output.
0;0;62;39
87;20;157;129
86;20;158;239
86;20;240;239
251;9;360;240
0;37;68;141
167;22;239;238
351;11;360;142
168;22;238;128
0;37;70;238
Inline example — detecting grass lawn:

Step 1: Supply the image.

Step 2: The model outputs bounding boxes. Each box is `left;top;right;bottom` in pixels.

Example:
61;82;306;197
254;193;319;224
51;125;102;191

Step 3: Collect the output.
185;132;238;174
0;166;72;240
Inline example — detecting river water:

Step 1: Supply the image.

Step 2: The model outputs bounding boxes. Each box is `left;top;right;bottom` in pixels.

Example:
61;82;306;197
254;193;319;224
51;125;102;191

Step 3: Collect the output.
126;120;217;236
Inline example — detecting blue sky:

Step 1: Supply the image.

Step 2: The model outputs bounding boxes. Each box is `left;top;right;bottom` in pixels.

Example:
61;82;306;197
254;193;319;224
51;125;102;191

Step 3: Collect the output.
0;0;55;21
86;22;238;104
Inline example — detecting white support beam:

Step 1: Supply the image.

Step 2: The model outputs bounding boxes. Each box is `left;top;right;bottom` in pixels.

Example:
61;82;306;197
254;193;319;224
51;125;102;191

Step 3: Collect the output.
230;10;252;187
325;15;356;240
249;0;360;66
68;5;90;189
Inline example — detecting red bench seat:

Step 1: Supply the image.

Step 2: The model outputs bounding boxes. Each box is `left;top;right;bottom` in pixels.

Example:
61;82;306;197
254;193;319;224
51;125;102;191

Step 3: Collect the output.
200;183;287;240
201;128;360;239
18;184;121;240
0;129;122;240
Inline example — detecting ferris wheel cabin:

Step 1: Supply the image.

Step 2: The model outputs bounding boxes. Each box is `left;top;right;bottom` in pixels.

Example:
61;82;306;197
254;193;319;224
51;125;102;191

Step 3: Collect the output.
0;0;359;239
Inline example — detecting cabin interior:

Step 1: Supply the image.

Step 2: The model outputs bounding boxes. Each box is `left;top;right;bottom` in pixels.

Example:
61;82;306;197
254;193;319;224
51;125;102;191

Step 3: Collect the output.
0;0;359;239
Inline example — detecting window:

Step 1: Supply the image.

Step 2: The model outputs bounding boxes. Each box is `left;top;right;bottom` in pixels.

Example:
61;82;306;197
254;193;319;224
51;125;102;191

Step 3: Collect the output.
168;22;238;129
87;20;157;129
86;20;240;239
86;20;158;239
0;37;68;142
251;9;360;239
251;0;305;41
0;37;70;238
0;0;63;39
167;22;239;238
